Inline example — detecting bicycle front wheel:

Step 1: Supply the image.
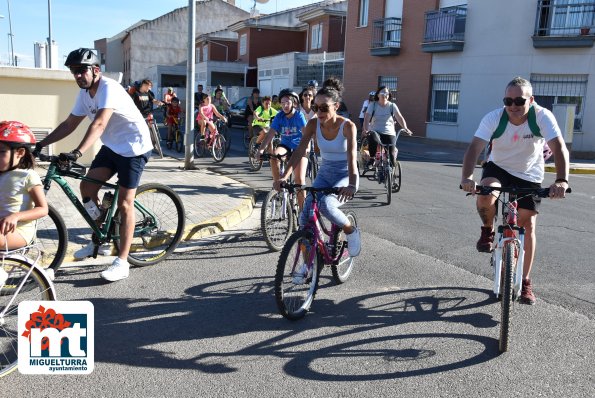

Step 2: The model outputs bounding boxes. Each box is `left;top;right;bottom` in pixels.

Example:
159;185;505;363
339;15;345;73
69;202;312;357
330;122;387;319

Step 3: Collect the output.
0;258;56;378
261;190;293;251
275;230;321;320
385;166;393;205
331;211;357;284
113;183;185;267
219;123;231;151
392;161;402;193
499;241;516;353
248;136;263;171
149;122;164;159
36;203;68;272
211;134;227;162
175;129;184;153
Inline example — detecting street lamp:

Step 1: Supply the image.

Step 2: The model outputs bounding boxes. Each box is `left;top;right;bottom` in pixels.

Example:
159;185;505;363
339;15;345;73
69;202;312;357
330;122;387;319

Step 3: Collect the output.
6;0;15;66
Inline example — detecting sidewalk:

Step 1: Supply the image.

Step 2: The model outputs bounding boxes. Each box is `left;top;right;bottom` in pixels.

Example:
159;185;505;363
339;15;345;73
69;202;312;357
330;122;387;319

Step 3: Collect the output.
41;152;255;264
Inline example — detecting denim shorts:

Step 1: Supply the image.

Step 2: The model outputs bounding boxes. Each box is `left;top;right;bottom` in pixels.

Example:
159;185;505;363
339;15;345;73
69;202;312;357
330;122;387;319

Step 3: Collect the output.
90;146;151;189
481;161;541;212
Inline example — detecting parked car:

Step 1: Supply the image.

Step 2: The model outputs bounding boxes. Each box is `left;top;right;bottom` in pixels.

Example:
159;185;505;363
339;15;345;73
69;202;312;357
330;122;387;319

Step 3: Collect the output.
227;96;249;128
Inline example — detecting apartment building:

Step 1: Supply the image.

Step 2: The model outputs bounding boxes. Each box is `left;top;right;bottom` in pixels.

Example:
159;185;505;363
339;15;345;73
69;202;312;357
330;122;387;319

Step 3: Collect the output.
95;0;249;86
343;0;595;155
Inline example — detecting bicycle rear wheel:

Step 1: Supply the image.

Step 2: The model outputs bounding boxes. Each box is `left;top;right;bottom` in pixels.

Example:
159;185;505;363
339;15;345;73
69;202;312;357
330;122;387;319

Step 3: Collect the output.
275;230;321;320
392;160;402;193
194;133;206;158
499;241;516;353
0;258;56;378
248;136;263;171
219;123;231;151
331;211;357;284
36;204;68;272
113;183;185;267
261;190;293;251
243;129;251;149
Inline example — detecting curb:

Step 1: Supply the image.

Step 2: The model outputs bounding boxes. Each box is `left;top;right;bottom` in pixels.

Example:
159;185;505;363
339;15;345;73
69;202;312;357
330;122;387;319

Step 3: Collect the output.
545;165;595;175
182;188;255;240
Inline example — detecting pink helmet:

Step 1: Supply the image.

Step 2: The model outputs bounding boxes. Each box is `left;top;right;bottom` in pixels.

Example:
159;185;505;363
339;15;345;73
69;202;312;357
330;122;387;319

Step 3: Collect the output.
0;121;36;149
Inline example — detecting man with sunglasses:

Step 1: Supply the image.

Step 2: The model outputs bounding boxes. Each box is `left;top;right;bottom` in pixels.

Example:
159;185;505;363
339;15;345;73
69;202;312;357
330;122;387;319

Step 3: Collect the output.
35;48;153;282
460;76;570;305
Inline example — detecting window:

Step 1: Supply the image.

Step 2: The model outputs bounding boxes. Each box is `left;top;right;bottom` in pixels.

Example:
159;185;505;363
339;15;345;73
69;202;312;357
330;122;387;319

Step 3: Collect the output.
239;34;247;56
531;73;588;131
311;23;322;50
359;0;369;27
430;74;460;123
378;76;398;100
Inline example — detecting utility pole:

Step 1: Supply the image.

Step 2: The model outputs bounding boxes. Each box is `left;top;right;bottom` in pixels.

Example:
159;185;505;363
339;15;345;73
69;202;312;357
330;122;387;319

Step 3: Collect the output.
184;0;197;169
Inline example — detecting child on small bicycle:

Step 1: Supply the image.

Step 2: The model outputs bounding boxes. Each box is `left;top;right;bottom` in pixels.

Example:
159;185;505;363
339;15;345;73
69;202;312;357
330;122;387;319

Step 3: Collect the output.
252;96;278;146
0;121;49;285
196;93;227;139
166;97;184;144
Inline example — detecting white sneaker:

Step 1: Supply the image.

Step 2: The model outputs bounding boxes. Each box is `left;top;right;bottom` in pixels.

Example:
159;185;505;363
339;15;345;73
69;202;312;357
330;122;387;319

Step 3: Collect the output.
100;258;129;282
73;242;112;260
0;267;8;287
292;264;309;285
346;227;361;257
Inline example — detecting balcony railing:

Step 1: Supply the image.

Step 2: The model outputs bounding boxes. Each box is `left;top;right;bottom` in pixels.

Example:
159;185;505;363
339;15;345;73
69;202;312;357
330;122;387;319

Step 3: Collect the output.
533;0;595;48
371;17;401;56
422;5;467;53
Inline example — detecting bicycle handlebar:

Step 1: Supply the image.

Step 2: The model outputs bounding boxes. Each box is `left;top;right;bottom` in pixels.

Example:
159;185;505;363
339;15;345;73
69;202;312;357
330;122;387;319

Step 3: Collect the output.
461;185;572;197
279;181;341;195
37;152;87;176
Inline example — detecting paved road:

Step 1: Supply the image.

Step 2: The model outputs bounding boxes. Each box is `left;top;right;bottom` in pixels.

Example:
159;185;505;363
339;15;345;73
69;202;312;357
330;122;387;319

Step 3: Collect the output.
3;128;594;396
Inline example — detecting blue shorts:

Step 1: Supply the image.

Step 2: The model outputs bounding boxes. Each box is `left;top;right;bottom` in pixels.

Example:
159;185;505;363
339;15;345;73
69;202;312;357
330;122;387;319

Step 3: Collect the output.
89;146;151;189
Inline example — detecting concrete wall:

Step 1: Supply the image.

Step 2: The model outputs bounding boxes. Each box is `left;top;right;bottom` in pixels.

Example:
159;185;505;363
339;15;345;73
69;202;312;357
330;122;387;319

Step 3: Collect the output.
426;0;595;154
0;67;100;164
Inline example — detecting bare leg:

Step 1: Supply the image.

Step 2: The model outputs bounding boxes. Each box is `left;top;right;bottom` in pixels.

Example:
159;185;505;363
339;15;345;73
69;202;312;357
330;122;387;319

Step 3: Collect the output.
518;209;538;279
115;186;137;260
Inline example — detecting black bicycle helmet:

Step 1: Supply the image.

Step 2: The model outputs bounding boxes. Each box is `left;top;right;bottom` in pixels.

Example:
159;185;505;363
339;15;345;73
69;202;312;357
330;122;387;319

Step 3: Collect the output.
64;48;100;67
307;79;318;88
278;88;299;107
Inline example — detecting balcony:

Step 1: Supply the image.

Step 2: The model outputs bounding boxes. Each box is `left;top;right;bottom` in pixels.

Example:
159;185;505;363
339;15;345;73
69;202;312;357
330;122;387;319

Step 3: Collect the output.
370;17;401;56
421;6;467;53
532;1;595;48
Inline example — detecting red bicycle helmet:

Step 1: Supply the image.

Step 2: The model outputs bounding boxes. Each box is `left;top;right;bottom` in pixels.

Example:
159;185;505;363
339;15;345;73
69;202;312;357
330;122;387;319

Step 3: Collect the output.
0;121;36;149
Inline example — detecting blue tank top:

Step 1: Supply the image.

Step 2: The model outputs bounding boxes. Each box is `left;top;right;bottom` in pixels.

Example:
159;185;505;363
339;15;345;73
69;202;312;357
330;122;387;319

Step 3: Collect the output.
316;119;348;162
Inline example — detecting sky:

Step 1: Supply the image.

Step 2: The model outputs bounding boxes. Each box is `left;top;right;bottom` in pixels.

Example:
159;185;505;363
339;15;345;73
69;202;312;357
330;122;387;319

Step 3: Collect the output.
0;0;320;68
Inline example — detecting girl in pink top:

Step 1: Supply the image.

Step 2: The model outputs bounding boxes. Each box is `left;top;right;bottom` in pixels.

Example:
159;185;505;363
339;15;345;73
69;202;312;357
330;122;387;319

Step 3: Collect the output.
196;94;227;138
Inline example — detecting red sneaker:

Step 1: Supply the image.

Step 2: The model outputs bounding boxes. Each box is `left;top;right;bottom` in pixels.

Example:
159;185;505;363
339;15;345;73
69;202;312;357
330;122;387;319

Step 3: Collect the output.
476;226;495;253
520;278;536;305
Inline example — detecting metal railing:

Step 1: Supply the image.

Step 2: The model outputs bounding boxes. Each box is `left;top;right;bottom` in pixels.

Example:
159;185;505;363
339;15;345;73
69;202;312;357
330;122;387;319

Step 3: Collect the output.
371;17;402;48
423;6;467;42
534;0;595;36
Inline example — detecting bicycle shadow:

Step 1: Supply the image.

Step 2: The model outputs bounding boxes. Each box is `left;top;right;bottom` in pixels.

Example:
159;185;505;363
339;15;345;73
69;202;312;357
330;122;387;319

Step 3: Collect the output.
64;271;499;380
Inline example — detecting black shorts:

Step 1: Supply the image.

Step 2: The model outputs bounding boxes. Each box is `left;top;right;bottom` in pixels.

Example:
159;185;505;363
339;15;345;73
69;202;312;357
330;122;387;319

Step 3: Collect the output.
276;144;294;159
481;162;541;212
90;146;151;189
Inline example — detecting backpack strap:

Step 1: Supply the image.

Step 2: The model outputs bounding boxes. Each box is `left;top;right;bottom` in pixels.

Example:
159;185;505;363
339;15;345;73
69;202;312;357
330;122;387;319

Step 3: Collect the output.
370;102;395;119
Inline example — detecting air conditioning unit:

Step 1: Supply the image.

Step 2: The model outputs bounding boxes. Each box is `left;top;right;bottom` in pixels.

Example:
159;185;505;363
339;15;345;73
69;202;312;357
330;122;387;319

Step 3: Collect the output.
31;128;53;156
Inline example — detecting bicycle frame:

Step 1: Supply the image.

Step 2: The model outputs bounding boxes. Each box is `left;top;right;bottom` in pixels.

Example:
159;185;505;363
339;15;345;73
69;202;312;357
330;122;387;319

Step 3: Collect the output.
40;156;159;244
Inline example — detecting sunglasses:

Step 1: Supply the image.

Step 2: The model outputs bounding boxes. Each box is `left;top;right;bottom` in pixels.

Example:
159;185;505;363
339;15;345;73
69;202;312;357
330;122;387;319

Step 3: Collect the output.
503;97;527;106
311;103;335;113
378;92;390;97
303;93;313;97
69;65;91;75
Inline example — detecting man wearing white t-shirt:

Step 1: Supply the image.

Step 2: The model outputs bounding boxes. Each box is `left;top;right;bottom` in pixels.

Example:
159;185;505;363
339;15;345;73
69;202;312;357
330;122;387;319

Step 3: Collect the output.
37;48;153;282
461;76;570;305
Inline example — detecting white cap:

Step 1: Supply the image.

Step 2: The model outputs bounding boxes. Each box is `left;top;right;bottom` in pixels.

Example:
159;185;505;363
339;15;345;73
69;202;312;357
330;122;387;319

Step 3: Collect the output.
369;91;376;96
